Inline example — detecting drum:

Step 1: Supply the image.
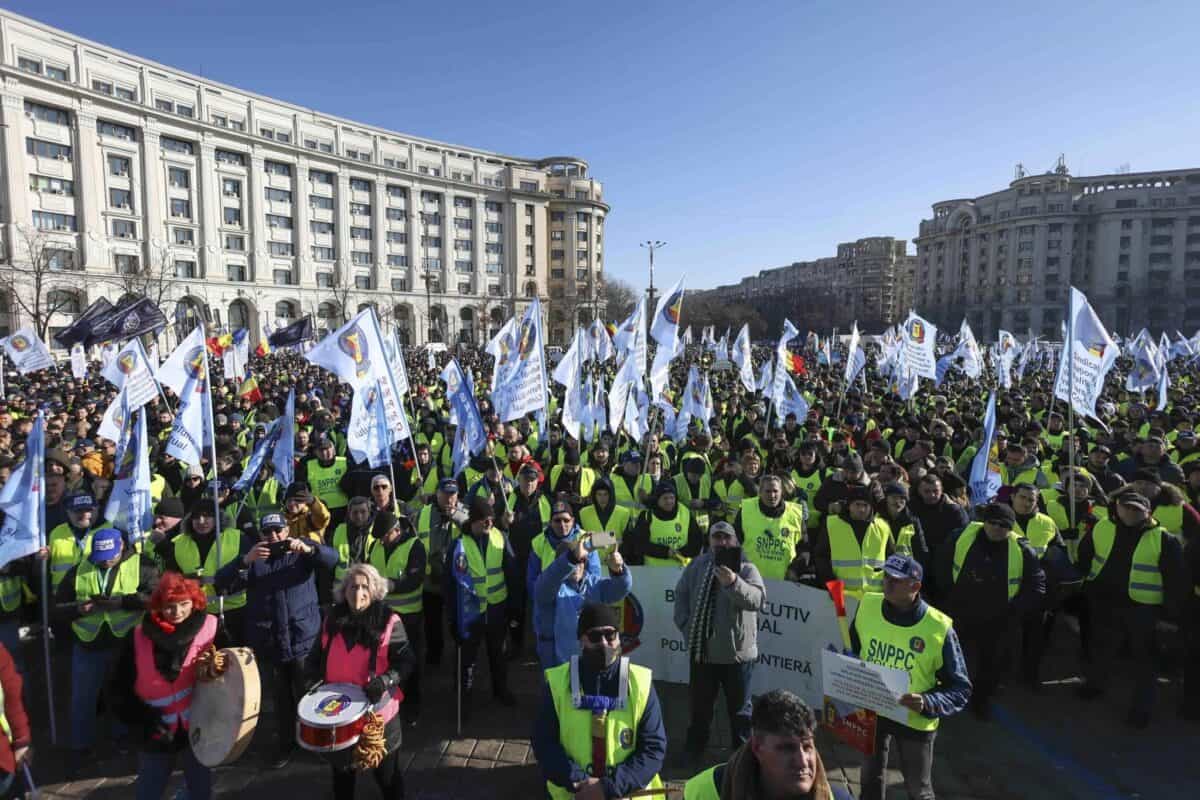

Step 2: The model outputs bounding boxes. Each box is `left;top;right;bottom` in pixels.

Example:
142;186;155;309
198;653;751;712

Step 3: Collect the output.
189;647;261;767
296;682;374;755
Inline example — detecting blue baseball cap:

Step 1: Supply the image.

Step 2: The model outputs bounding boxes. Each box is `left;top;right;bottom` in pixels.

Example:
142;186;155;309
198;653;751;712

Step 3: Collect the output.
437;477;460;494
88;528;124;564
881;554;923;582
260;512;286;532
620;450;642;464
66;493;97;512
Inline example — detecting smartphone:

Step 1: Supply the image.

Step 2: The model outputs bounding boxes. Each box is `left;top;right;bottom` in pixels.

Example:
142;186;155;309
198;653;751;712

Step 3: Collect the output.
584;531;618;552
268;539;291;559
714;546;742;572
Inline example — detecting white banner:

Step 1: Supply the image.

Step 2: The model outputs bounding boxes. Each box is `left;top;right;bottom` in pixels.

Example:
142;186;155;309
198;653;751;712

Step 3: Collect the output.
625;566;855;710
821;649;910;725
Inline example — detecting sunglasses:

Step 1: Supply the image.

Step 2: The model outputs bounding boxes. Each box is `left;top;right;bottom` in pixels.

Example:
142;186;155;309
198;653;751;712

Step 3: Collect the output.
585;628;620;644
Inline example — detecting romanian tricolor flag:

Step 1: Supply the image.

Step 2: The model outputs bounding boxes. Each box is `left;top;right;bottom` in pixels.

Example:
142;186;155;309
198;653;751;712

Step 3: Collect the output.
239;373;263;404
784;351;806;376
206;336;224;356
256;338;270;357
605;321;617;337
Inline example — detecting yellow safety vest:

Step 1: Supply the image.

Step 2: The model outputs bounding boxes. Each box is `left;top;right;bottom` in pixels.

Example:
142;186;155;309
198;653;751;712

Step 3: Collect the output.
49;523;95;590
149;474;167;504
544;657;664;800
1086;520;1166;605
882;519;916;557
579;505;632;566
307;458;349;509
683;765;721;800
645;506;692;568
952;523;1023;601
0;574;28;613
460;528;508;609
674;473;713;531
714;477;754;521
0;673;11;742
738;499;804;581
330;523;377;581
72;556;143;642
1153;504;1183;536
1015;513;1059;559
611;472;650;510
173;529;247;610
853;592;952;732
368;536;423;614
549;466;596;500
826;516;891;599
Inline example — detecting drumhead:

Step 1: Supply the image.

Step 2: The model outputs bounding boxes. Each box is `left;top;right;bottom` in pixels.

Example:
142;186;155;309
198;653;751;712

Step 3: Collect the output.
297;682;370;728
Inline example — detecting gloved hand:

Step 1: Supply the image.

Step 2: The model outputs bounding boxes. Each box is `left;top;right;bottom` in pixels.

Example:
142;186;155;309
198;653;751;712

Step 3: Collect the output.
364;675;390;704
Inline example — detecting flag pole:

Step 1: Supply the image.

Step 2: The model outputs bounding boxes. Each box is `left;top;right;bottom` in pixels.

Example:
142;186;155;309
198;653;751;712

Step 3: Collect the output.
1066;293;1076;535
198;326;226;626
34;412;57;746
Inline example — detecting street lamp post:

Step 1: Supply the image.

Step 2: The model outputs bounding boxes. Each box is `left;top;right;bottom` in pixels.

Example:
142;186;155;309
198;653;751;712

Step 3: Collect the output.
640;240;666;335
423;271;433;344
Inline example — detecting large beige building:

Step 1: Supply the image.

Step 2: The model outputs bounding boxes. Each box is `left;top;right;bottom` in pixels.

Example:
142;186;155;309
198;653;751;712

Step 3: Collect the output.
698;236;915;332
914;160;1200;339
0;11;608;348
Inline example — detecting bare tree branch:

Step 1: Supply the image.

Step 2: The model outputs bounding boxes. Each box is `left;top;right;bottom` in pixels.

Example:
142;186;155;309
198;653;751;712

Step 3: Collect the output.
0;226;87;340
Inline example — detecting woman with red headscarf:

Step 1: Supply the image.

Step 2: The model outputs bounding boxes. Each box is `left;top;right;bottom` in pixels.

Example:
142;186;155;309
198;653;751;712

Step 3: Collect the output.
112;572;216;800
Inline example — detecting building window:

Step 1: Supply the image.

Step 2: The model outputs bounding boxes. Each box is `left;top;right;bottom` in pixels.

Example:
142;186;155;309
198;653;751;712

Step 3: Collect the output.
453;218;472;230
387;231;407;244
387;208;407;221
1120;236;1131;249
273;269;294;286
47;63;70;81
485;222;503;234
352;251;372;266
32;211;76;231
350;178;372;192
26;138;72;160
422;236;443;248
310;169;334;185
107;155;131;177
222;178;242;198
169;199;190;219
265;214;293;229
576;212;589;224
485;201;502;213
29;174;74;195
215;149;246;166
97;120;136;141
387;255;408;267
227;264;247;282
311;221;335;235
391;278;409;291
423;258;441;270
350;203;372;216
175;260;197;278
351;227;371;240
168;167;190;189
316;272;334;288
155;98;175;113
115;86;136;101
223;207;243;226
269;242;294;257
454;239;472;251
114;254;139;274
456;260;473;273
161;137;195;155
24;101;69;125
46;248;77;271
312;246;336;261
266;187;292;203
311;195;334;210
112;219;137;238
173;228;194;246
176;104;194;118
551;249;565;261
224;234;245;251
17;57;41;74
551;230;564;241
264;161;292;177
1115;199;1138;209
354;275;372;290
519;180;538;192
387;185;407;200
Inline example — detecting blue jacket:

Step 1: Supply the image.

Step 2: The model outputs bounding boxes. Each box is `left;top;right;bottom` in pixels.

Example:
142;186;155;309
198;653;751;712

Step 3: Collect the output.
533;656;666;798
534;550;632;668
525;523;600;615
215;542;338;663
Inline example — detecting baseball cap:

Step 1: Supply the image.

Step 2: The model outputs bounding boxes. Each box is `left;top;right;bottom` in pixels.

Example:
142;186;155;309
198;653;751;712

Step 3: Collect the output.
881;554;923;582
519;463;540;478
155;496;186;518
66;492;97;512
284;481;309;500
982;503;1016;528
1116;492;1151;512
260;512;287;532
708;521;736;539
88;528;123;564
620;450;643;464
437;477;459;494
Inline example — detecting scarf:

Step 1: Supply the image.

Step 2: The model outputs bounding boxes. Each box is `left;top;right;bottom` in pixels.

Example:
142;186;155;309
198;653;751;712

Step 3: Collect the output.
719;740;835;800
687;555;717;663
144;611;207;682
326;600;390;652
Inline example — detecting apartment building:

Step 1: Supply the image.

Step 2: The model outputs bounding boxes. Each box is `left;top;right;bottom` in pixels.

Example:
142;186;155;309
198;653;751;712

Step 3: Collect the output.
0;11;608;347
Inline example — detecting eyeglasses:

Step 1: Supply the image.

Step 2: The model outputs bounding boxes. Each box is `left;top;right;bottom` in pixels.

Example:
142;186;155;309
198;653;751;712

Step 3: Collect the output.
585;628;620;644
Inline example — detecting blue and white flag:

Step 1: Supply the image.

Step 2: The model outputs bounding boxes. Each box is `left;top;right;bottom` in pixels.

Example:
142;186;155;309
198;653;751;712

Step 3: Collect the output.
589;376;607;441
996;330;1018;389
1054;287;1117;421
105;408;153;543
1126;330;1161;393
491;298;548;422
383;328;411;396
70;343;87;380
652;277;681;352
1015;338;1038;380
649;340;675;401
159;328;212;466
0;411;44;565
608;354;643;435
772;320;800;404
732;324;755;392
0;328;53;374
97;384;133;443
775;371;810;426
757;360;773;395
679;366;713;435
586;318;614;363
952;319;983;379
306;308;409;440
614;298;647;373
222;329;251;379
968;392;1002;507
451;537;483;638
442;359;487;476
103;337;158;409
901;312;938;381
347;381;392;468
486;317;519;392
273;389;296;489
552;328;585;388
1157;365;1170;412
234;418;282;492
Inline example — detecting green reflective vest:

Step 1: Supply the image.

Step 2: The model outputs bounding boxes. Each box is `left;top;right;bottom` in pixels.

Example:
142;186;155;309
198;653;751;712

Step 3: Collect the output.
460;528;508;610
544;657;663;800
738;499;805;581
49;523;95;590
72;556;143;642
853;592;952;732
368;536;423;614
330;523;376;582
645;506;691;568
826;516;891;599
308;457;349;509
173;529;247;610
1086;520;1166;605
952;523;1023;601
1015;513;1059;559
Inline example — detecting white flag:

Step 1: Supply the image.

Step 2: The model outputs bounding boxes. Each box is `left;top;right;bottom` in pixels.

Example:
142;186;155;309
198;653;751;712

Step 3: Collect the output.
586;318;614;363
901;312;938;380
612;299;644;358
651;277;685;352
1054;287;1117;421
0;328;53;374
772;319;800;404
732;324;755;392
843;322;861;387
70;343;87;380
102;338;158;409
158;328;212;465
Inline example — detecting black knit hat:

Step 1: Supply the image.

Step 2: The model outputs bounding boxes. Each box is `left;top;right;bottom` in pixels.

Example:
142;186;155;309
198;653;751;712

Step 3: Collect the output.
576;602;621;637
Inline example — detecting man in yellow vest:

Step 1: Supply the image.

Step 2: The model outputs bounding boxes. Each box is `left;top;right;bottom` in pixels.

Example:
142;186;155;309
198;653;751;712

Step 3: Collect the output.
1076;492;1188;728
683;690;853;800
302;434;349;526
851;555;972;800
625;480;703;567
367;512;426;725
533;602;666;800
1009;482;1071;690
417;478;468;668
938;503;1044;719
732;475;807;582
54;528;156;756
815;486;895;601
47;492;100;591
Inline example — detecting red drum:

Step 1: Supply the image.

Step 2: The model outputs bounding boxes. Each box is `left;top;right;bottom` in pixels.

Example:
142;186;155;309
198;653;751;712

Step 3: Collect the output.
296;683;372;754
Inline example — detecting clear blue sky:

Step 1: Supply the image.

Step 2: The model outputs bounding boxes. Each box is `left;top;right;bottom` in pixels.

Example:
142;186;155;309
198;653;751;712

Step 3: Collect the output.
11;1;1200;293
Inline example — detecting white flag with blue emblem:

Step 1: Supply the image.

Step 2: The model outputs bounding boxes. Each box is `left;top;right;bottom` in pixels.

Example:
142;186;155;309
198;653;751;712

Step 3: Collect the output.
1054;287;1117;421
969;392;1003;507
491;298;548;422
732;324;755;392
102;337;158;409
105;408;153;543
0;328;53;374
0;411;45;565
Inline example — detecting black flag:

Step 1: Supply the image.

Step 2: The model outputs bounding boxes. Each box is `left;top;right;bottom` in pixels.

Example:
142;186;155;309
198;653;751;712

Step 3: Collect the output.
85;297;168;347
268;316;314;348
53;297;114;349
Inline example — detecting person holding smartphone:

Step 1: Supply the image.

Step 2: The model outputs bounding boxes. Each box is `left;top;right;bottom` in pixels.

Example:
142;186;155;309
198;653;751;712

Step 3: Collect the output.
672;522;767;768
